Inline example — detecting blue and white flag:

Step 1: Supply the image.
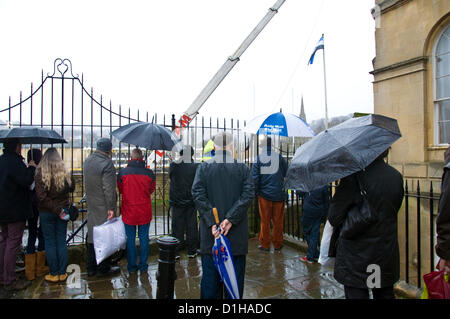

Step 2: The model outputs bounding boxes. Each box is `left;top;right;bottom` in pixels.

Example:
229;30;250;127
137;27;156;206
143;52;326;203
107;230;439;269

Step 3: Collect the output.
308;34;324;65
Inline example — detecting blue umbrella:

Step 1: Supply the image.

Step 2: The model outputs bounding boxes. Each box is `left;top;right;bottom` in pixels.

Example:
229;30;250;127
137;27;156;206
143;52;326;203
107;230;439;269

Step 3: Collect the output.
243;111;315;137
111;122;182;151
212;208;240;299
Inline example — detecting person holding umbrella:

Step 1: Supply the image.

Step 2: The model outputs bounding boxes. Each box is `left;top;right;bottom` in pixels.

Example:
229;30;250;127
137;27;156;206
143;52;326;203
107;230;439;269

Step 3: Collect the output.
117;148;156;273
284;114;405;299
0;139;36;292
328;149;404;299
192;132;254;299
251;136;288;251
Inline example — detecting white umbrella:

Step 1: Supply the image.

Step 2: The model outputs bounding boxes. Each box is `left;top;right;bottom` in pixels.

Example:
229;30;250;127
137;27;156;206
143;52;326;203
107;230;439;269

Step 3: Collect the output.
243;111;315;137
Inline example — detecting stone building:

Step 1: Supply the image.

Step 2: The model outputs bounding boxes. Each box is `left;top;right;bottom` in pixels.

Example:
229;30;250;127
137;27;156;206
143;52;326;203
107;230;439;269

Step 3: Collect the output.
371;0;450;181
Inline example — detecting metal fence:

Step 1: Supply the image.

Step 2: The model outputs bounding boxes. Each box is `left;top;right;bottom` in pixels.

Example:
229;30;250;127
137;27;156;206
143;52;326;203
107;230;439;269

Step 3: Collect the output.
0;58;305;244
402;179;441;289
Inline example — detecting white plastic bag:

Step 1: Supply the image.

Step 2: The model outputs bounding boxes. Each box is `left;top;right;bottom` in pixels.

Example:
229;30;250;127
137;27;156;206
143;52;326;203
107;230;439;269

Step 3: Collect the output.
93;217;126;265
318;220;335;267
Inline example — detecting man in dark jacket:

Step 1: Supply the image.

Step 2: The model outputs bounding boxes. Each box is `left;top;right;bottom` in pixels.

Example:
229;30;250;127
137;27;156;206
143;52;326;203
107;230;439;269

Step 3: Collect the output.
436;146;450;275
328;149;404;299
169;145;199;258
251;136;287;251
118;148;156;273
298;185;330;263
83;138;120;277
0;139;36;291
192;132;254;299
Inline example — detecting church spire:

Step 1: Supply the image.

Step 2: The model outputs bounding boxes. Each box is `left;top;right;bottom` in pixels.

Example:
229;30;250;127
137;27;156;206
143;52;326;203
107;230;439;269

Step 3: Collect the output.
300;95;307;122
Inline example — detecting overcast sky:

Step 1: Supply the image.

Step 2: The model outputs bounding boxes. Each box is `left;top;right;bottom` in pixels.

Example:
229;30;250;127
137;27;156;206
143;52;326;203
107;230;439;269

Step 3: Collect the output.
0;0;376;125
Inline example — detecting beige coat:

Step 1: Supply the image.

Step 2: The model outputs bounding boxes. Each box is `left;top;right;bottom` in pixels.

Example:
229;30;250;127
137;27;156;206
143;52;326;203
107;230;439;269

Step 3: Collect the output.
83;151;117;244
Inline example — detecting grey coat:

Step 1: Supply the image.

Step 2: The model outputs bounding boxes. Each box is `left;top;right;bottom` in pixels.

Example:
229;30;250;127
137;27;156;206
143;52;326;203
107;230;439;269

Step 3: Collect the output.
83;151;118;243
192;151;255;256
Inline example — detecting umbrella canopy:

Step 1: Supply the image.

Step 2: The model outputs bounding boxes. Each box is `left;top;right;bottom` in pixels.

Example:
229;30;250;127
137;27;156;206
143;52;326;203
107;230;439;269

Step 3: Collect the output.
0;127;67;144
111;122;182;151
211;208;240;299
284;114;402;192
243;111;315;137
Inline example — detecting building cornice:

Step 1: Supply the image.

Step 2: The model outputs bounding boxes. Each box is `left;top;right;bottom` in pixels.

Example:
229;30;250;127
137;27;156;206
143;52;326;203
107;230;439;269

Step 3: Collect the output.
370;56;428;76
371;0;413;18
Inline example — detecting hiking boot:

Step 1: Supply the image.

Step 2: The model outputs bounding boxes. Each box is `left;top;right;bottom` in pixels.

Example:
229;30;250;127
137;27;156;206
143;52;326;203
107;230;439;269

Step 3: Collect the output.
4;278;31;291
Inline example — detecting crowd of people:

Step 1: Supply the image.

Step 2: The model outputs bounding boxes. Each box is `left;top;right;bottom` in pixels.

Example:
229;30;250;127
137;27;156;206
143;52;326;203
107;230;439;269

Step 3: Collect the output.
0;133;449;300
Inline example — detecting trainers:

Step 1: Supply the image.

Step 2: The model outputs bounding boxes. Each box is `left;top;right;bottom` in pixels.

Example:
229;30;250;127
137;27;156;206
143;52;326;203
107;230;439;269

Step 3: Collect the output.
4;278;31;291
274;245;284;251
187;253;198;259
97;266;121;277
258;245;270;252
300;256;314;264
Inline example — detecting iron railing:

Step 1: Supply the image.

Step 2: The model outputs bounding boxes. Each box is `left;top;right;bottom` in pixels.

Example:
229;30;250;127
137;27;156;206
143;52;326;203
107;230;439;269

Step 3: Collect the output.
0;58;304;244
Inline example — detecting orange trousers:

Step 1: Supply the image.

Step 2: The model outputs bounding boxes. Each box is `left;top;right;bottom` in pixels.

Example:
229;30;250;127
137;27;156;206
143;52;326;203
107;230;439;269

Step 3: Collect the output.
258;196;285;249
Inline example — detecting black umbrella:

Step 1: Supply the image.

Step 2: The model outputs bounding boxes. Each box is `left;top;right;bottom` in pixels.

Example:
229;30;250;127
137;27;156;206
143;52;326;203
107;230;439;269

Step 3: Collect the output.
0;127;67;144
111;122;182;151
284;114;402;192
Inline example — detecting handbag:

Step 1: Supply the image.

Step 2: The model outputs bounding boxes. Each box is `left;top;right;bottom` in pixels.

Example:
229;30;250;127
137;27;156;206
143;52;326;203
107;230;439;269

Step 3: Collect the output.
340;172;376;240
421;270;450;299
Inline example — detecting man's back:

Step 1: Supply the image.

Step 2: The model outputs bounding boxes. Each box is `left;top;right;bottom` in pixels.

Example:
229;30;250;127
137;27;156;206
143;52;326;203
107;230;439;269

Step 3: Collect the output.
192;151;254;256
169;161;198;207
118;159;156;225
252;147;287;202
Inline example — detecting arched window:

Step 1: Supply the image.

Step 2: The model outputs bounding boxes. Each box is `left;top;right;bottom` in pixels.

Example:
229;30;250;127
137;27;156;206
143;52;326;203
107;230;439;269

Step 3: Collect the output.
435;24;450;144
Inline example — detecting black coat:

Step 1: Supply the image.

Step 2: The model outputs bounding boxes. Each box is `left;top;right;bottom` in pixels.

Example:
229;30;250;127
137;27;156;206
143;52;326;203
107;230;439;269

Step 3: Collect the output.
0;150;36;223
328;158;404;288
436;163;450;260
169;160;199;207
192;151;255;256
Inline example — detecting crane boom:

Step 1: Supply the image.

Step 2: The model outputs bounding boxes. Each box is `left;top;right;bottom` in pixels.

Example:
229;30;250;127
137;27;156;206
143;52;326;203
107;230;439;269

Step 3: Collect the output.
175;0;286;134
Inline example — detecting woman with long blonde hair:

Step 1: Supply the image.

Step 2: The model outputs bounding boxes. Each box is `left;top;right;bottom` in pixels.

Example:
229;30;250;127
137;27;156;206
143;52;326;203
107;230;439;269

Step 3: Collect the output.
35;147;75;283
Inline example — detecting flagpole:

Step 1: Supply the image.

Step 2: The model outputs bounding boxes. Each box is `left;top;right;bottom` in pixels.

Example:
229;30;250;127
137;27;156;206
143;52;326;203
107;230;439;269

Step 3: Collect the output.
322;33;329;130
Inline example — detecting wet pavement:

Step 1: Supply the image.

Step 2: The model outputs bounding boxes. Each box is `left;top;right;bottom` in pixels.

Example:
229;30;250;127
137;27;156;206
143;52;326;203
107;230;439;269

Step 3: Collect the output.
9;238;344;299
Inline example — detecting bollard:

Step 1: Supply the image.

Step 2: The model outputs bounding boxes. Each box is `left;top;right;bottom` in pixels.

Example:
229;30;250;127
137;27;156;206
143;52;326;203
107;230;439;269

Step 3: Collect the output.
156;236;179;299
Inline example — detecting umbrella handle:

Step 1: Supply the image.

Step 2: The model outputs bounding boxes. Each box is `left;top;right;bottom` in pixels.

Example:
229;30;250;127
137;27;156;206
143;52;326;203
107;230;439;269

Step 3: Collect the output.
212;207;220;225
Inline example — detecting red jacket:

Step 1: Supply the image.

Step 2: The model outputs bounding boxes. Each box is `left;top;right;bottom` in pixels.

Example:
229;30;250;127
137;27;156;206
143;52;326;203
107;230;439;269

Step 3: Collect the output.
117;160;156;225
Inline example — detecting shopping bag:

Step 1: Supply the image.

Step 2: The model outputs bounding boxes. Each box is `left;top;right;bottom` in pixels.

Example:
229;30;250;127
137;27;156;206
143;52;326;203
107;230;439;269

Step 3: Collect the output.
421;270;450;299
93;217;127;265
318;220;335;266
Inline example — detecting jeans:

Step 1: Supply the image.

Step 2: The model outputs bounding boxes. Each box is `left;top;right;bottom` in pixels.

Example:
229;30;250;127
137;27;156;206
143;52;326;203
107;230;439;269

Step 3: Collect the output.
124;223;150;272
40;212;68;275
0;221;26;285
344;285;395;299
171;205;199;255
26;206;45;254
301;215;323;261
200;254;246;299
